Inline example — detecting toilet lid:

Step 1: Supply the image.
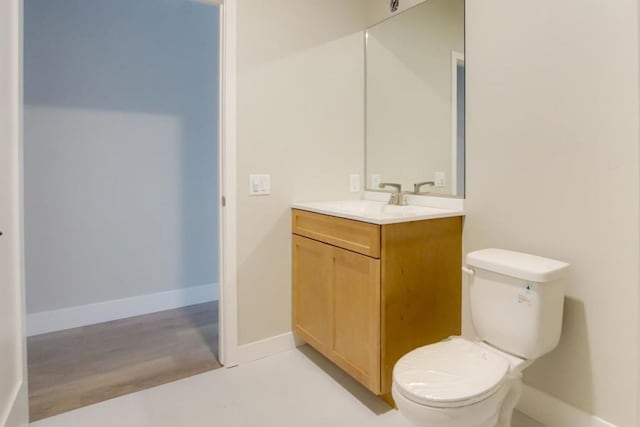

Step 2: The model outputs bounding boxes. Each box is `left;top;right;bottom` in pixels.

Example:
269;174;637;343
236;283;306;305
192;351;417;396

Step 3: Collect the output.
393;338;510;408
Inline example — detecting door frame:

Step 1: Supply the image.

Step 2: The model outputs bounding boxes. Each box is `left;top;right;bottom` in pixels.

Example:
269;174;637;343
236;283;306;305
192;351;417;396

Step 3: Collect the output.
2;0;28;424
12;0;239;387
0;0;239;422
218;0;239;367
450;50;464;198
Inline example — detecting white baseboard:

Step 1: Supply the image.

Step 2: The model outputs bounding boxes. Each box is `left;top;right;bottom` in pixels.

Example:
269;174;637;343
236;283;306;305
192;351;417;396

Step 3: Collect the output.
27;283;218;336
517;384;617;427
235;332;302;366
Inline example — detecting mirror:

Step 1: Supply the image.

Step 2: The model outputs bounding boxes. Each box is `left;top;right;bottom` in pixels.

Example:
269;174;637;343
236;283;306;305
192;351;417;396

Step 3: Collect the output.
365;0;465;197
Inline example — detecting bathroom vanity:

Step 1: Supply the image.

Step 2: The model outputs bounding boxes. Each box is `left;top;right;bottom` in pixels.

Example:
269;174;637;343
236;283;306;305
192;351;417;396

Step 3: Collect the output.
292;0;466;404
291;200;463;403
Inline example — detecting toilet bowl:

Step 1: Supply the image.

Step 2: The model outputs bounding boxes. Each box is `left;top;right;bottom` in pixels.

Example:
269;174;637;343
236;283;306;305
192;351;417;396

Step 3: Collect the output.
392;249;569;427
392;337;529;427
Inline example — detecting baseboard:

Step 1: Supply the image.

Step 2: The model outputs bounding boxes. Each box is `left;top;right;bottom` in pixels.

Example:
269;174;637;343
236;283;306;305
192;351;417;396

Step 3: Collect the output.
235;332;302;365
517;384;617;427
27;283;219;336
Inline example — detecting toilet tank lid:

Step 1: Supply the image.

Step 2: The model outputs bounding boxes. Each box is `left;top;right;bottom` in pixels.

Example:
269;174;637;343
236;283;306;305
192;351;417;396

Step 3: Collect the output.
466;248;569;282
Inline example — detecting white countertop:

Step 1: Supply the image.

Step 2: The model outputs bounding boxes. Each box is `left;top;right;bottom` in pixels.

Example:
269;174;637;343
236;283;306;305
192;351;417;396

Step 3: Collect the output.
291;199;465;225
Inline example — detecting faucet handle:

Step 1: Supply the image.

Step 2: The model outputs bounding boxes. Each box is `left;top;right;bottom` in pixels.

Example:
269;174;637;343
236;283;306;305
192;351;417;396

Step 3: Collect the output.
379;182;401;192
413;181;435;193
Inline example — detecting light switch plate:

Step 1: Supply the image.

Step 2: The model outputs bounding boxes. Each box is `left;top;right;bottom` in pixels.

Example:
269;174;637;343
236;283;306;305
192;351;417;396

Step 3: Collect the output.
249;174;270;195
434;171;446;187
371;174;381;189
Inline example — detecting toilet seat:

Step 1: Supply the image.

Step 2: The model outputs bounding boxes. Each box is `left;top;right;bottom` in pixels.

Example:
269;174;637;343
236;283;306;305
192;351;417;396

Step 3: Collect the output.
393;337;510;408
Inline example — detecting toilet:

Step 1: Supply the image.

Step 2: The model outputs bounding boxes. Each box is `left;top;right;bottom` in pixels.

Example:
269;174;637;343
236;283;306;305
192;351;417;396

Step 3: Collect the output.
392;248;569;427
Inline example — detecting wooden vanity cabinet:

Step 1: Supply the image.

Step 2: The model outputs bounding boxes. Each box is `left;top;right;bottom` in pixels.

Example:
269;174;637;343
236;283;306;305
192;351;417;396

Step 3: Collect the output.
292;209;462;402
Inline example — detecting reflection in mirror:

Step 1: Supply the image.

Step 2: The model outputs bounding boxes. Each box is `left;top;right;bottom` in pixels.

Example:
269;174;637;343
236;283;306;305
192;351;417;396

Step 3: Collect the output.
365;0;465;197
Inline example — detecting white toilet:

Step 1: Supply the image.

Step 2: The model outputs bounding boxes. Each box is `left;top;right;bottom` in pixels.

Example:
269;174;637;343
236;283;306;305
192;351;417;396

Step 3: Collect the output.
392;248;569;427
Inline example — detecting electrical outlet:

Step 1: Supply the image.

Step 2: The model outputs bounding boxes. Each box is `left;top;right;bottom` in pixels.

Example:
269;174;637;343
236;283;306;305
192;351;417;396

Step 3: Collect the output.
434;171;446;187
350;174;361;193
249;174;270;195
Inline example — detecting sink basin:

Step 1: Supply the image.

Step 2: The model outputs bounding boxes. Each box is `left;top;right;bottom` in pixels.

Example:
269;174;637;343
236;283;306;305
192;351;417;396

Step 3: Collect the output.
292;199;464;225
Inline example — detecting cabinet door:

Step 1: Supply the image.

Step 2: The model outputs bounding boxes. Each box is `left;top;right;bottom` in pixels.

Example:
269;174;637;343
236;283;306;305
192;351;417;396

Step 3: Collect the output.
292;235;333;353
331;246;381;393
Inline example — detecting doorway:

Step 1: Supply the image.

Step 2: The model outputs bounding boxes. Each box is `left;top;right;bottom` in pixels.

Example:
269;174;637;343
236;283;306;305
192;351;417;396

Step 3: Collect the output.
451;51;464;197
22;0;222;421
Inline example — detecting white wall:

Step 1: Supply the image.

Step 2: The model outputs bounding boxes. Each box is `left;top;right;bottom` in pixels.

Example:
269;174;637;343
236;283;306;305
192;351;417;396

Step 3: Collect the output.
0;0;28;423
366;0;463;194
23;0;220;314
465;1;639;426
236;0;367;344
366;0;426;27
231;1;640;422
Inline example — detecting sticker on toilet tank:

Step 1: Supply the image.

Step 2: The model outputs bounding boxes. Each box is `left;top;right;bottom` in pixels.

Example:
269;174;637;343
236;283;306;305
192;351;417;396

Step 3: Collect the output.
518;283;533;306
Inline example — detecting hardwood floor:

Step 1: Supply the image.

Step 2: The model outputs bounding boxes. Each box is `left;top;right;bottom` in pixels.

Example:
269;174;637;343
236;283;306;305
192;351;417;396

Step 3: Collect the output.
27;301;221;422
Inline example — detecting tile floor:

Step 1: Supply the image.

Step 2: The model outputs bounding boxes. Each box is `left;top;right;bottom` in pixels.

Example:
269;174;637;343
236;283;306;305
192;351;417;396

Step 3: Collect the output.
31;345;545;427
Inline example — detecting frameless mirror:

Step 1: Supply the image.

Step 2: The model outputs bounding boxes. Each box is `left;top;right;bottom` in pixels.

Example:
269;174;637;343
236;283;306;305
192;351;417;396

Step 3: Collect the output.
365;0;465;197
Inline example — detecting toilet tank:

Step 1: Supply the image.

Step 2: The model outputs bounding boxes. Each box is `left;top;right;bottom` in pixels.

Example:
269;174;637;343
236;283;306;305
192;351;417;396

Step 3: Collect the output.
466;249;569;360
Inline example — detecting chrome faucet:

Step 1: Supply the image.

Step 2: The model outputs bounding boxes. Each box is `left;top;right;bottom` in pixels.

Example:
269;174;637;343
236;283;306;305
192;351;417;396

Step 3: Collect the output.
378;182;406;205
413;181;435;194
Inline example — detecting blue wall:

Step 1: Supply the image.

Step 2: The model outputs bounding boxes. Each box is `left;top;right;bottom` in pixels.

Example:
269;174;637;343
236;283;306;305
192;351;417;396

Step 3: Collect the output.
24;0;220;312
25;0;219;115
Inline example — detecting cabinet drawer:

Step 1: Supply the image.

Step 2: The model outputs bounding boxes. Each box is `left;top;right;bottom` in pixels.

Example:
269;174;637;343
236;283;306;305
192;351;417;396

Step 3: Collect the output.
292;209;380;258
